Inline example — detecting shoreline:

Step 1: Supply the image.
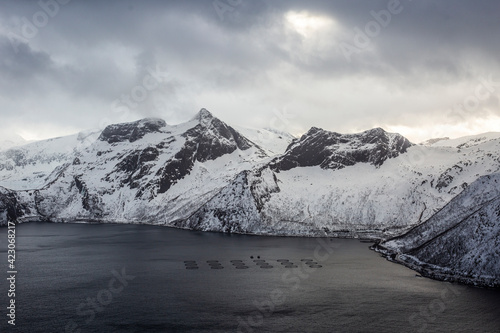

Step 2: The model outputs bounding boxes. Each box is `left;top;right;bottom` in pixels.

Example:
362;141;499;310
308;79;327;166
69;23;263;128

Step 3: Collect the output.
371;243;500;289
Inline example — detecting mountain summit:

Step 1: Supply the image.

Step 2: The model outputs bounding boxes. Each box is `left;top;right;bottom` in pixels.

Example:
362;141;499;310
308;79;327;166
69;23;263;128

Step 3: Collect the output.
271;127;412;171
98;118;167;144
155;109;258;193
191;108;215;123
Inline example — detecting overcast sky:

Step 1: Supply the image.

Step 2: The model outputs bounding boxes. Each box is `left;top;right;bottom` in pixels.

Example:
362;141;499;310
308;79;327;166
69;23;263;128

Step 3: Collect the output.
1;0;500;143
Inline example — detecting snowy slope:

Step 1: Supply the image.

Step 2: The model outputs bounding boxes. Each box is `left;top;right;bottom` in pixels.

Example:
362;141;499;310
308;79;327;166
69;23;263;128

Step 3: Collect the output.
234;126;296;156
426;132;500;148
375;173;500;287
0;133;28;150
0;130;100;190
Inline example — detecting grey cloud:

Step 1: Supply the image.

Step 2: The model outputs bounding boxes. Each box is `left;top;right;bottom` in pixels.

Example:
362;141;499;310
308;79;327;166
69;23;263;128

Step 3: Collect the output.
0;0;499;141
0;36;53;94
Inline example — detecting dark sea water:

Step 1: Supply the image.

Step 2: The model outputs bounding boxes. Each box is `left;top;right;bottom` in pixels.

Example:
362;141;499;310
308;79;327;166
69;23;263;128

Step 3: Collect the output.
0;222;499;333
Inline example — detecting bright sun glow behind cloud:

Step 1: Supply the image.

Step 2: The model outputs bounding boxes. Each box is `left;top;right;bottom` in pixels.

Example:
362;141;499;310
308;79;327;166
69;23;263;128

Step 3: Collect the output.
1;2;499;145
285;11;337;38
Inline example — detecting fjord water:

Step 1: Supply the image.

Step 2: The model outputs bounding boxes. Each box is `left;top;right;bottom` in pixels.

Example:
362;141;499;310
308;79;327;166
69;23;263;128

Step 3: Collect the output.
1;223;499;332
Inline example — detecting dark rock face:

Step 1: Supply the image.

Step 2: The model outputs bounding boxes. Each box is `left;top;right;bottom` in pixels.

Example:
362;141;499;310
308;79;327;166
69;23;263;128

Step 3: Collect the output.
436;174;454;191
113;147;159;186
184;116;253;162
156;110;254;194
435;164;465;192
0;187;29;223
98;118;166;144
73;176;103;216
249;167;281;212
270;127;412;171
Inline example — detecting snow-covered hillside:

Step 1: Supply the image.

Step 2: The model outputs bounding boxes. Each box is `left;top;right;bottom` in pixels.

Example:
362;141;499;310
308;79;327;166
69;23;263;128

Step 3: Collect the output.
234;126;295;156
0;130;100;190
0;133;28;150
375;174;500;287
424;132;500;148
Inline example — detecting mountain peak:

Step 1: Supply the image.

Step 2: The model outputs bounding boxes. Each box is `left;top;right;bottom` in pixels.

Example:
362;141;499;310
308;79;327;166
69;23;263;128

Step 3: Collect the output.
302;126;341;139
364;127;386;135
271;126;412;171
136;117;166;127
98;118;166;144
305;126;324;135
191;108;214;123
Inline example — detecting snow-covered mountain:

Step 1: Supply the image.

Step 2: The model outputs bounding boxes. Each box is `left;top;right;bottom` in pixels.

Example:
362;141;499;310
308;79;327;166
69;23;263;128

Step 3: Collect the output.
1;109;272;224
0;109;499;286
374;173;500;287
0;133;28;150
0;130;100;190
